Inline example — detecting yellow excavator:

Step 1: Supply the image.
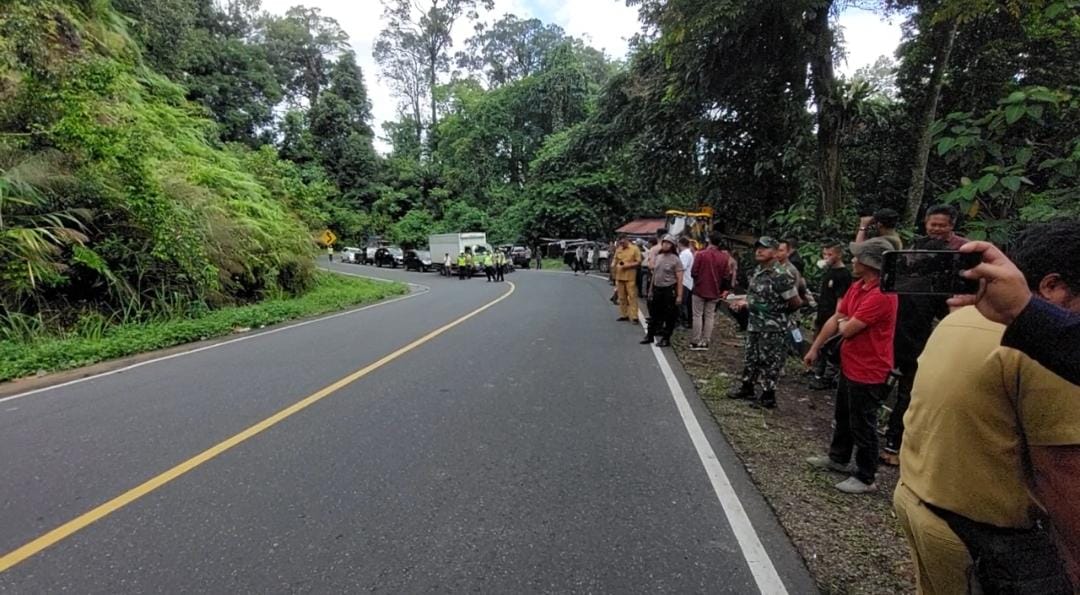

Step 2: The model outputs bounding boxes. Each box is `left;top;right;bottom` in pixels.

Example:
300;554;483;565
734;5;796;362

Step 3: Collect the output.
665;207;714;249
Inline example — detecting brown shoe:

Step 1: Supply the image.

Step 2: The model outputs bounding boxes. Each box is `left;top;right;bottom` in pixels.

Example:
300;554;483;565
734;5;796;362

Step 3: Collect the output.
879;452;900;467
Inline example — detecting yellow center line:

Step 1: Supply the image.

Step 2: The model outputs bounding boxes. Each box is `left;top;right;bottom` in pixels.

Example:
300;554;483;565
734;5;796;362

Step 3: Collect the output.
0;282;516;573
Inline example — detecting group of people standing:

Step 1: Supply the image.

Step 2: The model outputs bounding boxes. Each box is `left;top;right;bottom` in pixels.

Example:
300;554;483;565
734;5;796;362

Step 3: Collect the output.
611;229;735;350
444;249;508;282
714;204;1079;593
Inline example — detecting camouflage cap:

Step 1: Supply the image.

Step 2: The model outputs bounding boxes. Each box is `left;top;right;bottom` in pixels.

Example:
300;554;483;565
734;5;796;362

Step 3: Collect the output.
755;236;780;249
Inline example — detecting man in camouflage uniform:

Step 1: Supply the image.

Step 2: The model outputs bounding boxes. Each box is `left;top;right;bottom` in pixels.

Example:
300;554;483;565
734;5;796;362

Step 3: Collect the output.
728;236;803;409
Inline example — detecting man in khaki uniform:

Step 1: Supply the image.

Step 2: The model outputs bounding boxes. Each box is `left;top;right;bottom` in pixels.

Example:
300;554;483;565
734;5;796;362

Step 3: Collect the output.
613;235;642;324
895;221;1080;594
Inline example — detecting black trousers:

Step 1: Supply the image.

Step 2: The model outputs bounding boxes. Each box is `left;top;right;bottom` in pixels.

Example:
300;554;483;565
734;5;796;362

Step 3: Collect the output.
829;374;887;484
495;265;505;281
884;359;917;453
646;285;678;340
485;266;494;281
458;266;467;280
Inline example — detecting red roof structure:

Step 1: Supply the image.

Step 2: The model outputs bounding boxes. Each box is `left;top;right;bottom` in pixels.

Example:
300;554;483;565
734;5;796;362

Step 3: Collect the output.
615;218;667;236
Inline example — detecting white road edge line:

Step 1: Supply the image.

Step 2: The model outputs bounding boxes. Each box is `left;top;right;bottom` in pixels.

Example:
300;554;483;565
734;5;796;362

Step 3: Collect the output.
639;312;789;595
0;271;429;405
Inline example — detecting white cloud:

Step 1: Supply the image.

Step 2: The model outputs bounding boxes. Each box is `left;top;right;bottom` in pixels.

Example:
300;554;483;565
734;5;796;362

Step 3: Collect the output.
536;0;639;58
836;7;903;75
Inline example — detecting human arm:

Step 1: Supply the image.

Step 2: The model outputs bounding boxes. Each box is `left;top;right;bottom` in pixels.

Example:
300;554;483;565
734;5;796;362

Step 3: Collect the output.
837;282;894;342
1003;299;1080;385
804;310;841;367
838;317;868;339
675;269;684;303
947;241;1031;324
1029;446;1080;581
776;270;802;310
855;215;873;244
949;241;1079;384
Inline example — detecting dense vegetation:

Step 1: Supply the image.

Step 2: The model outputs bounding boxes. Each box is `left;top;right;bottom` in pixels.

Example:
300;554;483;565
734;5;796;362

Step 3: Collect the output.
1;0;1077;340
0;272;407;382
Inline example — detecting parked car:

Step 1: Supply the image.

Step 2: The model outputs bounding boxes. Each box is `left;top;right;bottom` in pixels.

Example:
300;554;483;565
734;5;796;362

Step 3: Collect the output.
374;246;404;268
509;245;532;268
340;247;363;264
404;249;433;272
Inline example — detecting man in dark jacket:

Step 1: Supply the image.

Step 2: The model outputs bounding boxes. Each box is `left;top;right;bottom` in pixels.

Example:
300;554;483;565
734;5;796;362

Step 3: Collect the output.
880;238;950;466
809;241;853;390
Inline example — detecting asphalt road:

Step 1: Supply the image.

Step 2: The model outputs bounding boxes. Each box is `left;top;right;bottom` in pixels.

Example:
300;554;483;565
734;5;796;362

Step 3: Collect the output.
0;262;816;593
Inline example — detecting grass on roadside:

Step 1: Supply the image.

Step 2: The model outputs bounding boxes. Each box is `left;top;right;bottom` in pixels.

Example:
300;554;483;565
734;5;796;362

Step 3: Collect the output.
671;322;915;595
0;272;408;383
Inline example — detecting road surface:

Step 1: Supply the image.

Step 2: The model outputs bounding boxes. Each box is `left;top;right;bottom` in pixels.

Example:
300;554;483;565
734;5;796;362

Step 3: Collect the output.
0;263;816;593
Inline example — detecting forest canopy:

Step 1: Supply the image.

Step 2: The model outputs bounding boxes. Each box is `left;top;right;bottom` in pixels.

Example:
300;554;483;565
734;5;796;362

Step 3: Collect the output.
1;0;1077;330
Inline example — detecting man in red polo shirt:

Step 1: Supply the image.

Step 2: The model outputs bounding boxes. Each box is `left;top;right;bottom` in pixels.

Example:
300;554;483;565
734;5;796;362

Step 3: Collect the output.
803;237;898;494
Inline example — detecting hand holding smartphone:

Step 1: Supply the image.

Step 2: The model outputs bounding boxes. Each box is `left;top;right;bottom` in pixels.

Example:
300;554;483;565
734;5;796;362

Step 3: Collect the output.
881;250;982;295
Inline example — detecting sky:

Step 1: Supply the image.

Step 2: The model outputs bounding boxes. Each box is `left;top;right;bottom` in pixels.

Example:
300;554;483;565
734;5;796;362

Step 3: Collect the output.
259;1;904;153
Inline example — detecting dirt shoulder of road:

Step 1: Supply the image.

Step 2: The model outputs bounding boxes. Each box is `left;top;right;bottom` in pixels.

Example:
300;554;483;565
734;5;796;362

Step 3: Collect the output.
670;315;915;594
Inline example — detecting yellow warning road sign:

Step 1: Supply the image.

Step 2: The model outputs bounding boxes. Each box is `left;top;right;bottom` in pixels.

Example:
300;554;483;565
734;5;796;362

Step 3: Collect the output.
319;229;337;246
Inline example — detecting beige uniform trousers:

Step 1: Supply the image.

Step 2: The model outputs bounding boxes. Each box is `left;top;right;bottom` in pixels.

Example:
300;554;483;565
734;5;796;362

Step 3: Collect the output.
616;278;638;320
894;482;975;595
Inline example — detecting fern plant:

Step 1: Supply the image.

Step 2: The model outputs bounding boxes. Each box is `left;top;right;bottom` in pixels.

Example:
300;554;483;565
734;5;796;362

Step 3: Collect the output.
0;150;88;304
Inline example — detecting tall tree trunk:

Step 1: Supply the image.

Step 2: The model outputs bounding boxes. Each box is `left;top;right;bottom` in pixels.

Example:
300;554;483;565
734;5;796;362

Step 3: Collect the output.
428;47;439;153
509;114;522;186
904;18;959;228
807;0;843;217
413;101;424;150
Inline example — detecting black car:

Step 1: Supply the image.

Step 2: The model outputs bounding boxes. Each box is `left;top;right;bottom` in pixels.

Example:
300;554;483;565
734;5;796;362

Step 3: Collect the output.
374;247;404;268
404;249;433;272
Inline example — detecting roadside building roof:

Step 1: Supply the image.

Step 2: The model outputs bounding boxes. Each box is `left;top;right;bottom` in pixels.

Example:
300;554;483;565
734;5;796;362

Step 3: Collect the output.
616;218;667;236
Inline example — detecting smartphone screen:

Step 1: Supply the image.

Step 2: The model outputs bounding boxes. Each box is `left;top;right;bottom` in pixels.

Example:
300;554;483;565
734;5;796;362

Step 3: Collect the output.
881;250;982;295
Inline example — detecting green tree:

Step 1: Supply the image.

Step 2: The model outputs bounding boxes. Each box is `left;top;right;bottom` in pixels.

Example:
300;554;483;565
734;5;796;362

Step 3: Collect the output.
308;51;379;204
375;0;493;149
113;0;282;145
458;15;567;86
262;6;349;106
390;207;436;246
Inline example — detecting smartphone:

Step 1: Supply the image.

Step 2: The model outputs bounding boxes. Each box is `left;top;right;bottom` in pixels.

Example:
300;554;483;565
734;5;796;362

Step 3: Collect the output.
881;250;982;295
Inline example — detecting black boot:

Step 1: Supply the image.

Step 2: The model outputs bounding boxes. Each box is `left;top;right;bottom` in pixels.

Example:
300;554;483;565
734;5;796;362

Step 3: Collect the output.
640;335;654;344
728;382;754;400
750;390;777;409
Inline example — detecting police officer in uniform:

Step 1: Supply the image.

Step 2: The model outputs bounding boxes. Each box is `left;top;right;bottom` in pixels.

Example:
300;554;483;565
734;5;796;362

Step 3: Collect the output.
484;251;495;282
457;251;468;280
728;237;803;409
495;250;506;282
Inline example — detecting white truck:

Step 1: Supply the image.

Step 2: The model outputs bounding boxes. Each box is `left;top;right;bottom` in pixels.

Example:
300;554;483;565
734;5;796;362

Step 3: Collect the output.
429;232;492;275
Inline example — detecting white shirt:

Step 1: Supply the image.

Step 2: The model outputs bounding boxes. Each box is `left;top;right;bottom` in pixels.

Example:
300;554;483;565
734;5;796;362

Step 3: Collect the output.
679;248;694;291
